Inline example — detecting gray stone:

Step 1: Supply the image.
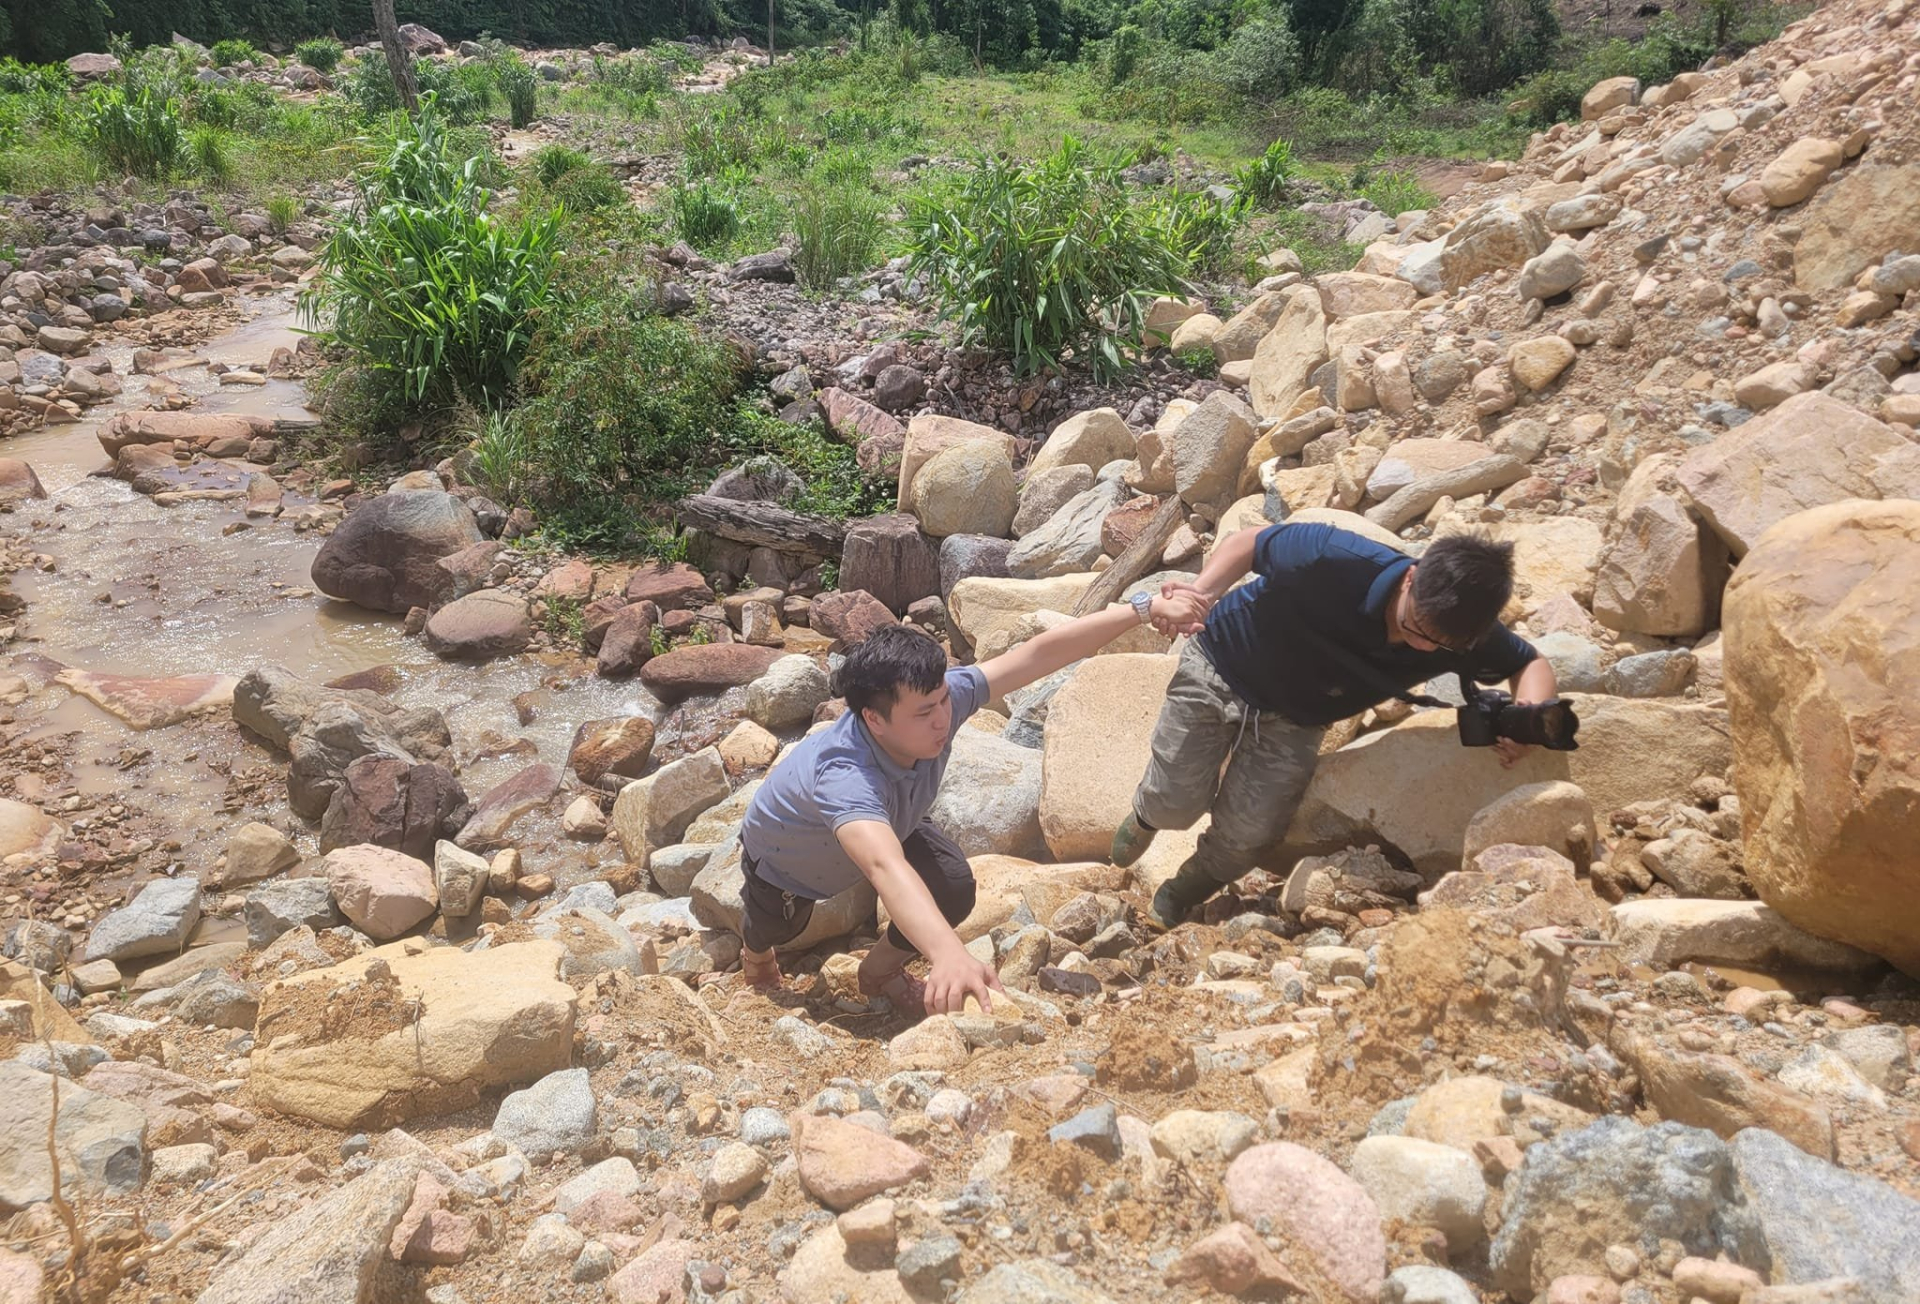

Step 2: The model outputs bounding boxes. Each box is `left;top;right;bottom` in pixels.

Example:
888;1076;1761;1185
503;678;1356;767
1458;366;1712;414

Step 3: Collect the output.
955;1259;1121;1304
86;876;202;963
1007;476;1128;579
1604;649;1695;697
938;534;1013;604
541;882;619;916
898;1234;964;1295
1490;1116;1762;1299
928;728;1045;859
195;1156;424;1304
1821;1026;1909;1091
0;1062;147;1210
1517;244;1587;301
1013;466;1096;538
745;655;831;731
1534;631;1607;692
167;969;260;1029
245;877;342;947
4;920;70;973
493;1068;598;1156
310;491;484;614
741;1106;792;1146
1730;1127;1920;1302
647;845;717;898
1047;1103;1121;1160
528;907;647;979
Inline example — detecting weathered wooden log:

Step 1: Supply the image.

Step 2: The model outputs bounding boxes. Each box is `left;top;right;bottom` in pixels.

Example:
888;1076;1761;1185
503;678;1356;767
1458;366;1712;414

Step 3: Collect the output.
675;494;847;554
1071;494;1187;616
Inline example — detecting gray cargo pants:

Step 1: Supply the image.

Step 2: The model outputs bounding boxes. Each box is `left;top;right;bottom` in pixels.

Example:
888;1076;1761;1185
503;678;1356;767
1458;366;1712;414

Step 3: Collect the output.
1132;640;1325;885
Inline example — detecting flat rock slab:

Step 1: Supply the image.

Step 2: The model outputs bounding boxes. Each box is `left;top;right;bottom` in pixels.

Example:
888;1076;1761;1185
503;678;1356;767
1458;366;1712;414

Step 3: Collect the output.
0;1062;148;1210
196;1156;424;1304
55;669;238;730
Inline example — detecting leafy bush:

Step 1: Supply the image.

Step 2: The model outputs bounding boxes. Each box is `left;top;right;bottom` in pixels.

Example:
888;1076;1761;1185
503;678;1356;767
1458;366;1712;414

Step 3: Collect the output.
668;180;742;250
509;265;749;547
790;183;886;291
302;106;560;411
82;84;181;178
1234;138;1296;209
906;137;1192;377
530;144;591;187
1353;166;1435;219
0;59;70;94
188;125;235;184
1213;15;1300;98
1176;345;1218;377
1148;184;1246;275
488;48;539;127
344;56;495;125
295;38;345;73
210;39;257;68
549;163;625;212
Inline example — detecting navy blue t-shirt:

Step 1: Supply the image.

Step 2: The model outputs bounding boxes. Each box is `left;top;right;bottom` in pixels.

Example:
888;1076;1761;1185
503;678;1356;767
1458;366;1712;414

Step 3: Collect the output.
1196;522;1539;726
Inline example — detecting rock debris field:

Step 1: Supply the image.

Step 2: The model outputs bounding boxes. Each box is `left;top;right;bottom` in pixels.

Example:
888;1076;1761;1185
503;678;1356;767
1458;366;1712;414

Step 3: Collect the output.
3;3;1920;1303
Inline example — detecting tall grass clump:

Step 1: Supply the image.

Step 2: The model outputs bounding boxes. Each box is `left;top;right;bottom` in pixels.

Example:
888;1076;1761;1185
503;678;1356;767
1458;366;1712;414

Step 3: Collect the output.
294;38;344;73
266;194;301;233
905;136;1190;378
790;183;886;291
210;39;257;68
1234;138;1297;209
188;125;236;184
525;144;623;213
82;84;182;178
668;179;742;250
302;105;560;412
486;46;539;128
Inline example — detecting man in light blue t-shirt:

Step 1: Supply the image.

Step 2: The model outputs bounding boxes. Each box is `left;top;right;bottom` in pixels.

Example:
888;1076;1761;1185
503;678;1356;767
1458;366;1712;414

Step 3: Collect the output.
739;585;1208;1019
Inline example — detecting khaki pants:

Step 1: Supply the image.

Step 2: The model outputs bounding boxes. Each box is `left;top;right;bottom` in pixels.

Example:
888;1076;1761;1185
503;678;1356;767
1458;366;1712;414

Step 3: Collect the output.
1133;640;1325;886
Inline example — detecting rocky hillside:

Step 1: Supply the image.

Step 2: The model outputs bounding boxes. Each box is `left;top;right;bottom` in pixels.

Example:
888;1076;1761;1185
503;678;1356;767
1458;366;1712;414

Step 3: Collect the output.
3;2;1920;1303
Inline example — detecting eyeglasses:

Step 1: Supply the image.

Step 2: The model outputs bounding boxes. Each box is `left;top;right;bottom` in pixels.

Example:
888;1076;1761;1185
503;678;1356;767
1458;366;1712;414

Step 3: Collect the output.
1400;597;1477;656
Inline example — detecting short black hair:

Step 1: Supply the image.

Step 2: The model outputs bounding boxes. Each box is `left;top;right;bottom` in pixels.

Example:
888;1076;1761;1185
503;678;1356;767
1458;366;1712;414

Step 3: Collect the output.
830;624;947;720
1411;533;1514;644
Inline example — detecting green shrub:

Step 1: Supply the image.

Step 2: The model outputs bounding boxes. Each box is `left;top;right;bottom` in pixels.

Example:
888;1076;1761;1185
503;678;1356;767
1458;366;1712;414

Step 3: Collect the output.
466;406;531;504
1148;184;1246;276
82;84;182;179
188;125;235;184
1353;166;1435;219
1175;345;1218;377
0;59;70;95
210;39;257;68
344;57;494;125
668;180;742;250
295;38;345;73
1234;138;1296;210
266;193;300;233
301;105;560;411
790;183;886;291
530;143;590;187
549;163;625;213
510;266;749;548
489;50;539;128
905;136;1191;377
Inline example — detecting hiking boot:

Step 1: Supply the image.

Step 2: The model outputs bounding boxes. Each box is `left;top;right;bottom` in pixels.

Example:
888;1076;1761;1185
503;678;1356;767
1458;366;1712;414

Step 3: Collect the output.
1109;811;1157;868
1147;858;1223;930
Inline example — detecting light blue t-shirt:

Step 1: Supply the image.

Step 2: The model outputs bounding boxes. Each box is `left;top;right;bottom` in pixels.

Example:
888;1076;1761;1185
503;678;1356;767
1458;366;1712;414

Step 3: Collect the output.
739;666;988;900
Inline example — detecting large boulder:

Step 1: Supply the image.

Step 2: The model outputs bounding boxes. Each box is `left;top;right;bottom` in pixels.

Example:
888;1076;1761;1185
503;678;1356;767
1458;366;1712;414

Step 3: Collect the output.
1592;494;1728;637
746;655;832;731
1488;1117;1761;1299
568;717;657;788
1039;654;1177;860
906;440;1017;539
1433;198;1550;293
322;845;437;939
85;876;201;964
0;798;61;860
1674;392;1920;558
1223;1143;1385;1303
1315;272;1416;320
896;415;1015;507
1723;500;1920;974
1170;391;1260;508
195;1157;426;1304
839;514;940;616
1793;164;1920;291
310;491;484;614
248;940;576;1129
947;573;1094;655
611;747;730;863
1609;899;1883;973
318;756;467;862
1285;701;1732;880
422;590;531;660
0;1063;147;1211
0;459;47;503
1728;1126;1920;1301
1007;475;1129;579
1248;289;1328;420
454;763;558;850
639;644;784;702
928;727;1045;859
1027;409;1134;479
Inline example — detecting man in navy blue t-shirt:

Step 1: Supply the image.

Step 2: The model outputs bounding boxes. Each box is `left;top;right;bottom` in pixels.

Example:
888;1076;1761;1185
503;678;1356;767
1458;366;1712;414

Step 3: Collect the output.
1112;521;1559;928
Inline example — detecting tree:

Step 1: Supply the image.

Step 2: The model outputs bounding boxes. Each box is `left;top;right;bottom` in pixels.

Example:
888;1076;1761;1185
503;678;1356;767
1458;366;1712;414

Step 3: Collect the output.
371;0;417;112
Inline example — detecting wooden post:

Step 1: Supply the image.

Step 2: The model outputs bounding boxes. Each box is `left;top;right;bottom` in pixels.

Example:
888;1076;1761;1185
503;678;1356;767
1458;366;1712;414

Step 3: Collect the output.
767;0;776;66
371;0;419;113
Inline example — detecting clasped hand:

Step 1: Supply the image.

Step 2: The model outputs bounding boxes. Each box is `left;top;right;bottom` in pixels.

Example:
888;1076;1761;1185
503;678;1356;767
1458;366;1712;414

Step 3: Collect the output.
1149;581;1214;637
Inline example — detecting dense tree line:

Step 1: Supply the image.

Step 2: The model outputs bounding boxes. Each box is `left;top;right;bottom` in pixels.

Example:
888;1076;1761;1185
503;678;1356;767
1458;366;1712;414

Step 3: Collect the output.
9;0;1558;102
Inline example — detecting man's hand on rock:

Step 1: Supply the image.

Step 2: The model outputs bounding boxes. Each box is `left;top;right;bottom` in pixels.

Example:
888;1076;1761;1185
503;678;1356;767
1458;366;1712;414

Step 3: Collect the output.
923;951;1004;1017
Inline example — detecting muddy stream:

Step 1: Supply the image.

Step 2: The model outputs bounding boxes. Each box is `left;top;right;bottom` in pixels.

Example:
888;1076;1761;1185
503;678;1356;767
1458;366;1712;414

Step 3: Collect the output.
3;293;664;901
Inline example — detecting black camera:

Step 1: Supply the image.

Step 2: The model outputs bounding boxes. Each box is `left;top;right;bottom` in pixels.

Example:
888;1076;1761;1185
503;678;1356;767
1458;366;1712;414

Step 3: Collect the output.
1456;685;1581;751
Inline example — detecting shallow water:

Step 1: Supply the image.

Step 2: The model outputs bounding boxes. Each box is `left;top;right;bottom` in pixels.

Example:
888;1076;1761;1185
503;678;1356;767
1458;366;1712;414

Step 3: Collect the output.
2;295;662;878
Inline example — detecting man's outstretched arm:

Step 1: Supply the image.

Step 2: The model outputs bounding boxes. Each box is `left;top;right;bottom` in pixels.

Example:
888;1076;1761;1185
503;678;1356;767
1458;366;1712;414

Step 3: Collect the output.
977;591;1207;701
835;819;1003;1014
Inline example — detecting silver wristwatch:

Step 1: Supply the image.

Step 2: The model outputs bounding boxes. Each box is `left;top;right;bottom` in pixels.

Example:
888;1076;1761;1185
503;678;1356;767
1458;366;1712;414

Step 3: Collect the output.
1129;591;1154;624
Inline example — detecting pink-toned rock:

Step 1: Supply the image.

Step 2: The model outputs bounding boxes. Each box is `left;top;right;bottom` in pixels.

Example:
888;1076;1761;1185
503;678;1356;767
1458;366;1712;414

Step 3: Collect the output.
1223;1143;1385;1304
1546;1276;1620;1304
606;1237;696;1304
398;1209;475;1265
793;1112;930;1210
597;600;660;677
1670;1257;1762;1303
1165;1222;1300;1295
820;387;906;444
1015;1075;1090;1117
322;844;437;939
568;717;657;787
97;409;275;458
569;1189;649;1235
535;558;596;602
0;459;47;502
54;669;238;730
625;562;713;612
0;1249;44;1304
639;644;783;702
809;590;896;646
